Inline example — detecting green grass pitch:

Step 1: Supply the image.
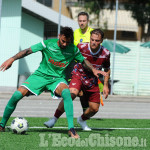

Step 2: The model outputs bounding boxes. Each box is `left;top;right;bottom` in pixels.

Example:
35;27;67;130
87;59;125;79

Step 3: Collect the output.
0;117;149;150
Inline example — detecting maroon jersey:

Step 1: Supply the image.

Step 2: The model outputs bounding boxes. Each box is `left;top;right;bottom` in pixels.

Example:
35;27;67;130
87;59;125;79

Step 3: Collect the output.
71;43;110;90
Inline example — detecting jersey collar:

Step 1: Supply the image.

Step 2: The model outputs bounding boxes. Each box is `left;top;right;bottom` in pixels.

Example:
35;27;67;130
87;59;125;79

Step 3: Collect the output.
88;43;101;55
79;27;89;34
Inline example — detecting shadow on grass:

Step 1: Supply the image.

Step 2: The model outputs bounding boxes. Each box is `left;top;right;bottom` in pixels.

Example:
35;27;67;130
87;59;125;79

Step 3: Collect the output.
28;127;114;133
28;128;70;136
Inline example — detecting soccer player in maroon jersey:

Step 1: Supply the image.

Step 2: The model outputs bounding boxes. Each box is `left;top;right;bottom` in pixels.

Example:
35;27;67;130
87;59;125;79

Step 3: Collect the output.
44;29;110;130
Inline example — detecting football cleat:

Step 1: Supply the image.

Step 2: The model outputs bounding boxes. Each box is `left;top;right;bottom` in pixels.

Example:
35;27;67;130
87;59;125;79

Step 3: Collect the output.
68;128;80;139
77;116;91;131
44;117;57;128
0;125;5;132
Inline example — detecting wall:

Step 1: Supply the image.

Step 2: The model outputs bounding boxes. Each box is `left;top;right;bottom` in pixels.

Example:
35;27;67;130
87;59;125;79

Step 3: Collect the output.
53;0;72;18
0;0;22;91
19;12;44;77
111;41;150;96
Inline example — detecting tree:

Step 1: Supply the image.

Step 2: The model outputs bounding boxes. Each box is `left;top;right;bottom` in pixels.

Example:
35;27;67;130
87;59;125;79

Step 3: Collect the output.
77;0;105;28
78;0;150;41
76;0;116;31
124;0;150;41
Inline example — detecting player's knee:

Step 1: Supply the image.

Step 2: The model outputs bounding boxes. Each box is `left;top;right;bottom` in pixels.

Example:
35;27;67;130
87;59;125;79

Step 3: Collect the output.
90;107;99;114
61;89;72;103
18;86;29;96
93;108;99;114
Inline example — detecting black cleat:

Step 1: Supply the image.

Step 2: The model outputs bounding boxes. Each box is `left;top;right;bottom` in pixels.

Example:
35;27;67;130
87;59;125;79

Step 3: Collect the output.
68;128;80;139
0;125;5;132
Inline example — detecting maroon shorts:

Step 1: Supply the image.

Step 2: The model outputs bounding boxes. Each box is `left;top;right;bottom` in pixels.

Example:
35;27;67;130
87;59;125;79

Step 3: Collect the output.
69;75;100;103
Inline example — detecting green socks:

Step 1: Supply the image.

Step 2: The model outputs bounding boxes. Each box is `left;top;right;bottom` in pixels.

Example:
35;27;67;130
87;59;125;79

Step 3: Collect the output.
0;91;23;127
61;89;74;129
0;89;73;129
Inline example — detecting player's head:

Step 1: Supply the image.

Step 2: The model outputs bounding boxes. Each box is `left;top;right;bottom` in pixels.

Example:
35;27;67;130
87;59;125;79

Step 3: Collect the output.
78;12;89;30
90;29;104;52
58;27;73;49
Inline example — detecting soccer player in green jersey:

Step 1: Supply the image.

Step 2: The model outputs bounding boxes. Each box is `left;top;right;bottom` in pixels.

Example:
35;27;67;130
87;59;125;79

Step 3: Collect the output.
0;27;106;138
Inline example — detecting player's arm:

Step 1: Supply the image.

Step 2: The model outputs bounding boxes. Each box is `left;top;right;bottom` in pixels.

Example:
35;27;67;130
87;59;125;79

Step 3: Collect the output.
82;59;108;77
0;48;32;72
103;68;110;99
12;48;33;60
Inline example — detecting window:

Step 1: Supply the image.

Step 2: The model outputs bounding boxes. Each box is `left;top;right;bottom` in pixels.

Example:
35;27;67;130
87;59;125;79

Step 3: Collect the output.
37;0;53;7
121;31;136;38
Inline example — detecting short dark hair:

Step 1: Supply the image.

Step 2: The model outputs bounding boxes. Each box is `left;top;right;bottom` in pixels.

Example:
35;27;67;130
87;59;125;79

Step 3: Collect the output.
60;27;74;42
78;12;89;20
90;29;104;39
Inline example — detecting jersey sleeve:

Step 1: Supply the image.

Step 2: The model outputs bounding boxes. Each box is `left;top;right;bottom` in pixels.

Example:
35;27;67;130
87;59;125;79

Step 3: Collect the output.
31;40;49;53
74;47;84;63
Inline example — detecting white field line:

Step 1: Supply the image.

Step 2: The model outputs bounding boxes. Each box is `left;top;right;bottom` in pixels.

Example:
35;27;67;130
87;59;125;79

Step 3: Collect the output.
7;126;150;130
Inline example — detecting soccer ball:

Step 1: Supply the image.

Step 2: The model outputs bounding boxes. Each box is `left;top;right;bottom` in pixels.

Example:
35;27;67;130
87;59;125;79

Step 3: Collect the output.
11;117;29;134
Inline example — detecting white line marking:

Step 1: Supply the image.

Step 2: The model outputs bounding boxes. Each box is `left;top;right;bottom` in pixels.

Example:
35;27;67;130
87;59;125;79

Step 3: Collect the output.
7;126;150;130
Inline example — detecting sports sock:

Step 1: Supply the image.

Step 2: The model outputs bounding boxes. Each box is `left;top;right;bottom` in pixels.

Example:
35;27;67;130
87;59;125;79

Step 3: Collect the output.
81;114;89;121
61;89;74;129
0;91;23;127
80;95;89;112
54;109;64;119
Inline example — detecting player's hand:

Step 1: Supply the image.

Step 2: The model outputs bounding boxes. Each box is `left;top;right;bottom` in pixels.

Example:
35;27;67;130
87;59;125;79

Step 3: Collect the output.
103;85;109;99
92;69;108;78
0;58;15;72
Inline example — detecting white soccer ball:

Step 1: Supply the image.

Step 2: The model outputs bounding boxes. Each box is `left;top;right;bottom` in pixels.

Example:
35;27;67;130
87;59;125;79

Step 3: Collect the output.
11;117;29;134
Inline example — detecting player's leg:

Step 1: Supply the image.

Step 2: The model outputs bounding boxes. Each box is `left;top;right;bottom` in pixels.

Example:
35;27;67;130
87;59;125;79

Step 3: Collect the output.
44;92;77;128
0;72;46;132
78;101;100;130
55;83;79;138
81;101;100;118
0;86;30;131
44;75;81;128
79;79;103;113
77;92;100;131
77;93;91;131
79;91;89;112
